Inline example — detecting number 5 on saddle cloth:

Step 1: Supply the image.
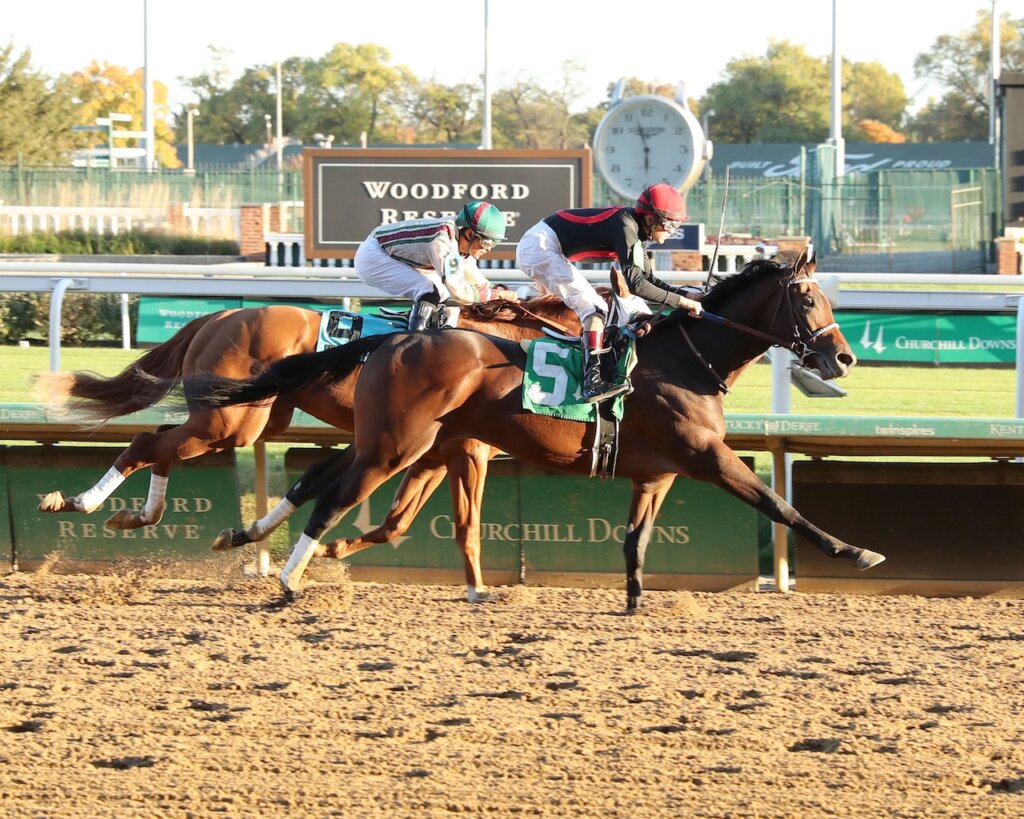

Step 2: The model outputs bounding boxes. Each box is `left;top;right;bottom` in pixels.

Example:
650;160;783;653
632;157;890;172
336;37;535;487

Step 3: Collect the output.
521;329;639;479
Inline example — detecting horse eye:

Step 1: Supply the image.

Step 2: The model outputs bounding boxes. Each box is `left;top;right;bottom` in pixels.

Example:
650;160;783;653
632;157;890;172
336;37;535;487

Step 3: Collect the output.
802;294;815;309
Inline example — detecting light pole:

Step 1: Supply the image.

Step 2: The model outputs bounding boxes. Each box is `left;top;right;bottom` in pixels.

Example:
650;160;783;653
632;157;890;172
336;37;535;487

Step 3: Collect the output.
186;108;200;173
701;109;715;180
264;114;273;151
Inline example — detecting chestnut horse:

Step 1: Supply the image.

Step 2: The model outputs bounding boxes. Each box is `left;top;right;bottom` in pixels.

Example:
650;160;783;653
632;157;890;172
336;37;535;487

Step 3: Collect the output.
185;253;885;610
35;297;589;601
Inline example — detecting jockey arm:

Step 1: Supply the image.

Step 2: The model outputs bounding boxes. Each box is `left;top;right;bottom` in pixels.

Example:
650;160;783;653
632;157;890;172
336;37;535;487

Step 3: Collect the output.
619;238;703;316
436;250;517;305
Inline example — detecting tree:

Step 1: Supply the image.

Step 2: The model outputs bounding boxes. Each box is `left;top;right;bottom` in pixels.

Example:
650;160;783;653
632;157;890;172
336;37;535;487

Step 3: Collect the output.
0;43;76;164
908;8;1024;141
699;41;832;143
65;60;180;168
854;119;906;143
491;61;593;149
698;41;907;143
847;61;907;130
404;80;479;144
179;44;415;148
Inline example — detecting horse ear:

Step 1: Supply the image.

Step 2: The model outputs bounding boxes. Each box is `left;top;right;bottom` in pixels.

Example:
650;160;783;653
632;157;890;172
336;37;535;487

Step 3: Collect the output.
610;266;630;298
793;248;807;269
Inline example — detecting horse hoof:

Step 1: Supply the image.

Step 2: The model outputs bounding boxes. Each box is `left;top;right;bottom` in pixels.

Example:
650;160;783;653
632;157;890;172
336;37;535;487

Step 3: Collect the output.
211;528;239;551
856;549;886;570
38;491;72;513
105;510;142;530
466;587;491;603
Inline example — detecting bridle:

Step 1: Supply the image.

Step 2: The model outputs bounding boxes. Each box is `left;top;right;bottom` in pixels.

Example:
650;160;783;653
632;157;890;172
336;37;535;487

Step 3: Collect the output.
680;270;839;393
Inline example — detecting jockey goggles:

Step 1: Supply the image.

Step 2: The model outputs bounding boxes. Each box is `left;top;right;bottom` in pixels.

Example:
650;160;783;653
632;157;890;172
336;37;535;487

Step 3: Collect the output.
475;233;497;250
657;219;683;233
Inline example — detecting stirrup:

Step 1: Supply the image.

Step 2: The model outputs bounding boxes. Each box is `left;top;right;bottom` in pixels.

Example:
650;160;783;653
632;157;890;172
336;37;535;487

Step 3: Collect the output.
582;379;631;404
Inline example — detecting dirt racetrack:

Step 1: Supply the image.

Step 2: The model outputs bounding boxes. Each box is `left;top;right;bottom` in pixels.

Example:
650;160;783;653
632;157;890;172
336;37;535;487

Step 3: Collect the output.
1;555;1022;818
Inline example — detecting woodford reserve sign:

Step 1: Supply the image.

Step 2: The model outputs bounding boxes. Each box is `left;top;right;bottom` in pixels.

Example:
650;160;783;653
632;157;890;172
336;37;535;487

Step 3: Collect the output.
303;148;592;260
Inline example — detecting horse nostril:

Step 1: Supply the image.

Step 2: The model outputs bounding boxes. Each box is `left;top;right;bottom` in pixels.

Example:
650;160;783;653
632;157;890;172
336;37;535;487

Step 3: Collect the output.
839;351;857;368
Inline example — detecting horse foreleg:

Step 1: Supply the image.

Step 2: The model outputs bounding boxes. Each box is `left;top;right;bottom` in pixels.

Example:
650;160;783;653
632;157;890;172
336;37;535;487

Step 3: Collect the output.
695;442;885;570
321;457;449;558
444;440;492;603
212;447;356;551
623;476;676;611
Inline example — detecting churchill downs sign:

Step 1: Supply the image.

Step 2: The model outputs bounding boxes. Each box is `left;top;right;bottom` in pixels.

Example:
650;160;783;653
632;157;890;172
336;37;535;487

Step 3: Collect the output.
303;148;592;260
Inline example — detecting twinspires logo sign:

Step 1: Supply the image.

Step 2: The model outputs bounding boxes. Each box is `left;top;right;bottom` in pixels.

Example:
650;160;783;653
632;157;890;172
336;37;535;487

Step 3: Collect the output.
836;311;1017;364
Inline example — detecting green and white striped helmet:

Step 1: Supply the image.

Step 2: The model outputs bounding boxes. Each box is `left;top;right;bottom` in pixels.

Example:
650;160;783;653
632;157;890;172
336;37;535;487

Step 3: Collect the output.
455;200;507;242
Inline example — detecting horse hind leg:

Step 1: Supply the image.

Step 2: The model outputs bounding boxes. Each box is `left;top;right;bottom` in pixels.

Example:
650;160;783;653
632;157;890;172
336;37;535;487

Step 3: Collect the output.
280;448;431;597
212;447;357;551
321;458;449;558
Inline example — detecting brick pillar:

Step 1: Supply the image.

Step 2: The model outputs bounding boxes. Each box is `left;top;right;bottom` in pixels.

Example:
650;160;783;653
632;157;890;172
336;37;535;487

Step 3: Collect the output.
670;251;704;272
168;203;186;234
994;237;1021;275
239;204;267;261
268;203;283;234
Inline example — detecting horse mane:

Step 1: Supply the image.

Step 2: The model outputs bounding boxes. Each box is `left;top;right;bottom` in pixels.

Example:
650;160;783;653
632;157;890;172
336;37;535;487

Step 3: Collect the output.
700;259;794;312
461;287;612;325
647;259;794;339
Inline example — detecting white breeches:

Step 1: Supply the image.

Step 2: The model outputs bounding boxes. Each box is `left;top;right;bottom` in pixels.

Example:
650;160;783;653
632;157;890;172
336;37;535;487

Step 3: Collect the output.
354;238;451;302
515;221;607;322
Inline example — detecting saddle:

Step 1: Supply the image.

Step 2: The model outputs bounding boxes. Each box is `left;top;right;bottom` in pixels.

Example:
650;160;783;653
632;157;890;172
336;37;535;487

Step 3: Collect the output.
520;324;644;480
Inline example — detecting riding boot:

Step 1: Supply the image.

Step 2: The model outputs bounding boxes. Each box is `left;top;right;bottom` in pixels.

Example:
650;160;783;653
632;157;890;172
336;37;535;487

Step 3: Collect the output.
408;297;438;331
581;343;631;403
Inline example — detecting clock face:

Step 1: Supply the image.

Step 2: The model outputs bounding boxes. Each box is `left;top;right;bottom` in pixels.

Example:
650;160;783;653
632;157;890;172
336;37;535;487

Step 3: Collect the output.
593;96;705;199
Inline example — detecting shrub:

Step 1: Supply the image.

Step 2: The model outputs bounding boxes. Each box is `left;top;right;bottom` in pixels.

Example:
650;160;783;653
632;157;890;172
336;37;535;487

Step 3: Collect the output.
0;229;239;256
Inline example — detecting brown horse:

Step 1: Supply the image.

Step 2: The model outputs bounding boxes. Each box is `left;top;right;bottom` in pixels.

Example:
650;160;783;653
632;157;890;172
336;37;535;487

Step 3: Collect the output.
185;253;885;610
35;297;585;600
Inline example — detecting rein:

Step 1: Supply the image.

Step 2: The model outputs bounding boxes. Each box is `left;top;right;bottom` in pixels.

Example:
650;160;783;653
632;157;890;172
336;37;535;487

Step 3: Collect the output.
678;273;839;393
511;303;577;337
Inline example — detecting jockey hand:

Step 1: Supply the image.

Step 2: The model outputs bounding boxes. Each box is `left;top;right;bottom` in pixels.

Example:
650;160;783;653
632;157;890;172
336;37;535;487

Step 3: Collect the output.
634;320;652;338
680;296;703;317
493;286;520;303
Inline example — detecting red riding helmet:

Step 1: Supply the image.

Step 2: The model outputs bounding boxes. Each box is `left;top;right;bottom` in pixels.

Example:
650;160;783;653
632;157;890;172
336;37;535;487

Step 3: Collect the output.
635;183;687;223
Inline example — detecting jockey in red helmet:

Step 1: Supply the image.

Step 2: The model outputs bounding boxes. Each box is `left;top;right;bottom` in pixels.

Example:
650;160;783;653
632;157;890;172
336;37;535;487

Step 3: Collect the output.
516;183;703;402
355;200;518;331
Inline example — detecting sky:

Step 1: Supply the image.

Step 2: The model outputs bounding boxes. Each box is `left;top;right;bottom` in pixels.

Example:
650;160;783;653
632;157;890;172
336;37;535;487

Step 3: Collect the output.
4;0;1022;118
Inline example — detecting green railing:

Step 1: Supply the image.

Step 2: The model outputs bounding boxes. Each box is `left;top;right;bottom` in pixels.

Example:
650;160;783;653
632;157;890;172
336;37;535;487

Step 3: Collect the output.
0;163;1002;270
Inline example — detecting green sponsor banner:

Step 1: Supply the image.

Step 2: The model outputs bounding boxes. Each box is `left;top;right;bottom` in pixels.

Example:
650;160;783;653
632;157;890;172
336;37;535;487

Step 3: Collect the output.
7;446;240;562
285;451;757;580
0;449;11;570
836;311;1017;364
516;466;757;577
284;449;520;575
136;297;241;343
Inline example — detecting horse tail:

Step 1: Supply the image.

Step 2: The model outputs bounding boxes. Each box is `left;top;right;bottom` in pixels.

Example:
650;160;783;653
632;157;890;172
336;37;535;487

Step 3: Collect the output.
186;334;392;411
34;311;225;421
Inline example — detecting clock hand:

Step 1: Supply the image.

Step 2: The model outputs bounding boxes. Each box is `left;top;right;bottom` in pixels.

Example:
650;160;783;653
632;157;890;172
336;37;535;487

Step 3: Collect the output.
637;126;651;171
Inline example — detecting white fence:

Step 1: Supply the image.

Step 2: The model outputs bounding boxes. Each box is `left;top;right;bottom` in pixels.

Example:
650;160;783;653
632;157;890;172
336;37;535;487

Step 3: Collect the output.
263;232;774;273
0;205;240;239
